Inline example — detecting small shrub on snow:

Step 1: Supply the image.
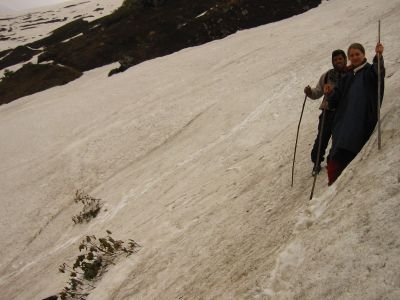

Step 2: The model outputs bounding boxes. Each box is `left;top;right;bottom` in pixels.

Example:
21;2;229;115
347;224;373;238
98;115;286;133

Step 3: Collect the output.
72;190;102;224
58;230;141;300
1;69;15;81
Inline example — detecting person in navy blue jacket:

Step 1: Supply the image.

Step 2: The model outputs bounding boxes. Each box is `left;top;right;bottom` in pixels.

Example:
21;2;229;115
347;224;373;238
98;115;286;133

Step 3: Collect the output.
326;42;385;185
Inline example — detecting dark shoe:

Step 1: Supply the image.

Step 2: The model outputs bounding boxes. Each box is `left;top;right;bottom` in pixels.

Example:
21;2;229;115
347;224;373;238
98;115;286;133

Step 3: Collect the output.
312;164;322;176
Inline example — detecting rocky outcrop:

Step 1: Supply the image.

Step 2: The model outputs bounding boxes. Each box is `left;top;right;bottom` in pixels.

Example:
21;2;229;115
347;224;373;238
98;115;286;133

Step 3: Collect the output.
39;0;321;73
0;63;82;104
0;0;321;104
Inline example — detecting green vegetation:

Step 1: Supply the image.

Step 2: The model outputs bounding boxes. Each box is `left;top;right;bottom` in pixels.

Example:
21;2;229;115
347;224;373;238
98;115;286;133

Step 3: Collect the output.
59;231;141;300
1;69;15;81
72;190;103;224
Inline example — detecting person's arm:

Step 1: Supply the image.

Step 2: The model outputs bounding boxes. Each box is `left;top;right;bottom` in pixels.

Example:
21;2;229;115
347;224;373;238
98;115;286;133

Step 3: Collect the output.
327;77;343;110
371;54;385;78
371;43;385;106
371;42;385;78
308;72;326;100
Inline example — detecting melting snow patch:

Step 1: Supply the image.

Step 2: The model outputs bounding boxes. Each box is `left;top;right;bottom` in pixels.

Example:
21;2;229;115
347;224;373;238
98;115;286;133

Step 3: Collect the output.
61;32;83;43
260;186;338;298
295;185;337;233
195;10;208;18
262;240;305;299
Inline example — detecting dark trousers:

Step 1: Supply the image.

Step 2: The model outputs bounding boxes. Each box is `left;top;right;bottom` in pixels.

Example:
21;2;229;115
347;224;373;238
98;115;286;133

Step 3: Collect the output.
311;110;335;165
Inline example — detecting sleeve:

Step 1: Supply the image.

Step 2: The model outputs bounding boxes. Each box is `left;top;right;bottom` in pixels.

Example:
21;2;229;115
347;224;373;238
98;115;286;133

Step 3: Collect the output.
309;72;326;100
371;55;385;105
327;76;343;110
371;55;385;79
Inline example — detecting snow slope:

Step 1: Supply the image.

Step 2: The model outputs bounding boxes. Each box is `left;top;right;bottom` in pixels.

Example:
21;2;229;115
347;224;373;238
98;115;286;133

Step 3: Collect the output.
0;0;123;51
0;0;399;299
0;4;15;14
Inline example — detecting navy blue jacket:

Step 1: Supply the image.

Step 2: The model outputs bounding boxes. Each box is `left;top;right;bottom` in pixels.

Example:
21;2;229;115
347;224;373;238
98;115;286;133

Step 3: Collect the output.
328;55;385;157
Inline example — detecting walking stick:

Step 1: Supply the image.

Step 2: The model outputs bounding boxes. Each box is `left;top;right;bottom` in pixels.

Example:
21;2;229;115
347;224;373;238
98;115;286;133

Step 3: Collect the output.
291;95;307;187
310;107;327;200
377;20;382;150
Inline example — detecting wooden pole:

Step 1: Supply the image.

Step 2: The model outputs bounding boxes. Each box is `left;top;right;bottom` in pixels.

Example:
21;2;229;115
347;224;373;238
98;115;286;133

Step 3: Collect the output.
310;108;327;200
377;20;382;150
291;95;307;187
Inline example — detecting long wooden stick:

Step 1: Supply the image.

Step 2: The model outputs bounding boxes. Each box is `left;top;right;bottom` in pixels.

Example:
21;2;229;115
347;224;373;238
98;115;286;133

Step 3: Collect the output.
377;20;382;150
291;95;307;187
310;108;327;200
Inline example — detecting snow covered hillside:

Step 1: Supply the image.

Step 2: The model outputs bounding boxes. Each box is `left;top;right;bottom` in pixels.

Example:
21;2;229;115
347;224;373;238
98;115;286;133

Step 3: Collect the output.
0;4;15;14
0;0;399;299
0;0;123;50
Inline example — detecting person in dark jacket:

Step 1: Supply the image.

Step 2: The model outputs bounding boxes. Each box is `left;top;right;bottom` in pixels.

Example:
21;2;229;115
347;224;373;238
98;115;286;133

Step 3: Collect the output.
304;49;348;175
326;42;385;185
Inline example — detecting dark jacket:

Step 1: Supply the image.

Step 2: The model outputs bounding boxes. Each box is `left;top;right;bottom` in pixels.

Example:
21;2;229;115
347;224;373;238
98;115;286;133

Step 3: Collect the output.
309;68;346;110
328;55;385;157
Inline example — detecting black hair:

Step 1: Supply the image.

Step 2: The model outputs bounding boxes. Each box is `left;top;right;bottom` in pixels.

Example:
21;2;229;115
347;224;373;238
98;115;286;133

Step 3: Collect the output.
332;49;347;61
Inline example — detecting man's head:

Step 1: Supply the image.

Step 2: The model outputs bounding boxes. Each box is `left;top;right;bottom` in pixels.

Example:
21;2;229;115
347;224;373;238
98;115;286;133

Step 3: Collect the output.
331;49;347;71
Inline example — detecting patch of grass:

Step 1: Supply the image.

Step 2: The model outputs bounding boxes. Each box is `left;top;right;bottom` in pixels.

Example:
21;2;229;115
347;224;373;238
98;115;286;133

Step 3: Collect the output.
59;231;141;300
72;190;103;224
0;63;82;105
1;69;15;81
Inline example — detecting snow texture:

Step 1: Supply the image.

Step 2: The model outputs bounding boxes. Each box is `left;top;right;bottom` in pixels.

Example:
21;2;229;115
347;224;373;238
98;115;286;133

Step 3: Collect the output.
0;0;400;299
0;0;123;51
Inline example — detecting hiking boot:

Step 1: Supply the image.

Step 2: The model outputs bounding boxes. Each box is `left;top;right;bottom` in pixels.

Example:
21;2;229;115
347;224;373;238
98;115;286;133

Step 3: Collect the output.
312;164;322;176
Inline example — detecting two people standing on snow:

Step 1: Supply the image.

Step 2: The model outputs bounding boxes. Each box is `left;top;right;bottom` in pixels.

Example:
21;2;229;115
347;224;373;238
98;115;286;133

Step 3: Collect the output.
304;42;385;185
304;49;348;175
